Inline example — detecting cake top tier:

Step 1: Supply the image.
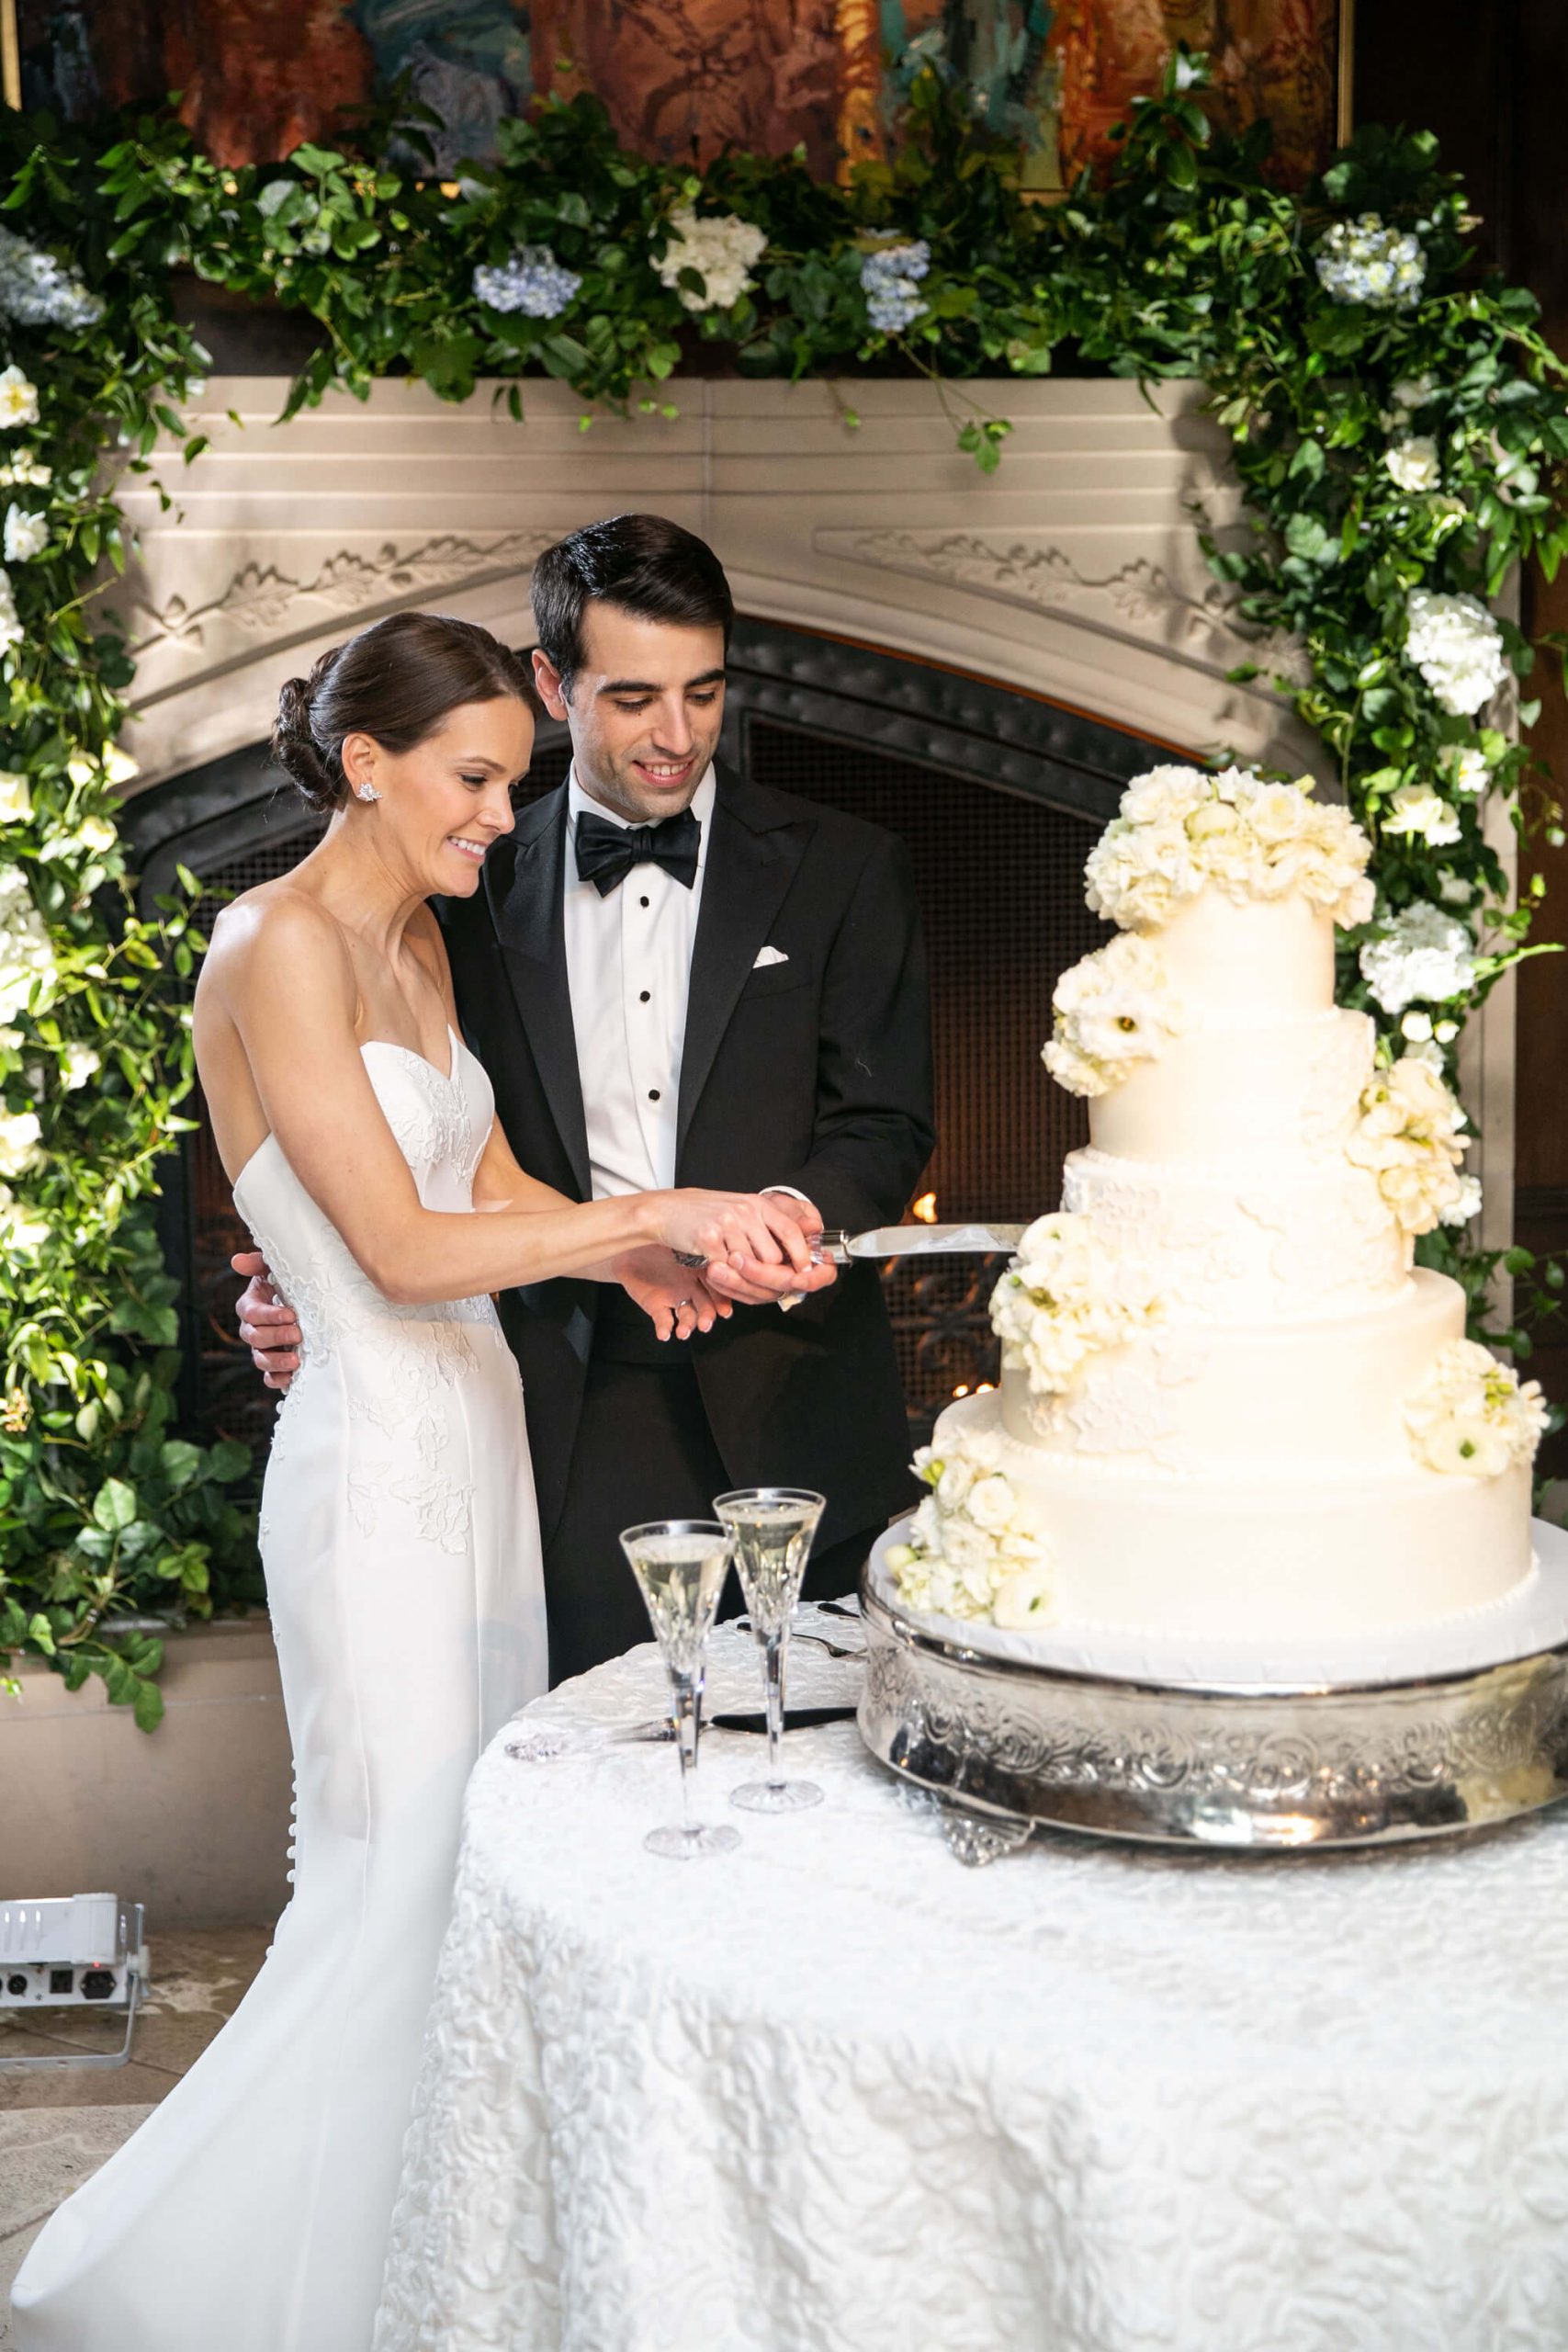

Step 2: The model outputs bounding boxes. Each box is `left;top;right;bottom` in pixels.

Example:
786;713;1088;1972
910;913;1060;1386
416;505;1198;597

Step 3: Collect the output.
1084;763;1374;934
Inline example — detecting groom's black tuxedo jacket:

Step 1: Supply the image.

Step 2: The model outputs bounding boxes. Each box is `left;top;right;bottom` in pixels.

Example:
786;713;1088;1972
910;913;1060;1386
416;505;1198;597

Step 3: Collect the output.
438;764;935;1555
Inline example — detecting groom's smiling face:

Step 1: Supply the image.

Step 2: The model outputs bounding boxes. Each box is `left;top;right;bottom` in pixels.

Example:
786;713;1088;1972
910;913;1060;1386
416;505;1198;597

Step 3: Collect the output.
534;601;726;825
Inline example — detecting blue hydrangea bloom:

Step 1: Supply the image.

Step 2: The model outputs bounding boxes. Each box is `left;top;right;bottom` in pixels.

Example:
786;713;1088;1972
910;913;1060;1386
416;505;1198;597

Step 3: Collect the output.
472;245;582;320
0;228;104;331
859;238;931;335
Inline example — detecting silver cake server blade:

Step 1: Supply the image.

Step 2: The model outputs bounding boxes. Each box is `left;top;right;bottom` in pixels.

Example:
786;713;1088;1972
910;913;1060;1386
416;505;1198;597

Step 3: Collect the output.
814;1222;1028;1263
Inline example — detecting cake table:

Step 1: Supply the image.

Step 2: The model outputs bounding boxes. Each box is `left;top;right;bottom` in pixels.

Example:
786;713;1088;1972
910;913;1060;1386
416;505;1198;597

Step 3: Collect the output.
375;1606;1568;2352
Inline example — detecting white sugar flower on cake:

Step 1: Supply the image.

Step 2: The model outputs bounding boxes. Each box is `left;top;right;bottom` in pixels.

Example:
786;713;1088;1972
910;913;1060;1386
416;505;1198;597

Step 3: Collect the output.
1345;1054;1469;1234
1083;765;1374;932
1043;931;1185;1097
1404;1339;1549;1477
989;1212;1164;1398
884;1425;1055;1628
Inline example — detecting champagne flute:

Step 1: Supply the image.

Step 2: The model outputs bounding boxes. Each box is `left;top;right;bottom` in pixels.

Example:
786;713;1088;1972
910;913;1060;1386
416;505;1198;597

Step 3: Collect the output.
618;1519;740;1859
714;1487;826;1813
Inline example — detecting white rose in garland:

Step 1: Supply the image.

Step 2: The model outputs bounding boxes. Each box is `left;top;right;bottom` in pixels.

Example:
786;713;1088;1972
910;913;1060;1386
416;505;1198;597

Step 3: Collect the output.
1404;589;1507;716
0;367;39;429
0;771;31;822
1345;1054;1468;1234
1381;782;1461;847
990;1211;1164;1399
1359;899;1477;1013
1385;435;1439;491
0;1106;42;1176
0;868;56;1023
1083;764;1374;931
3;505;47;563
1441;744;1490;797
0;1182;47;1255
1404;1339;1548;1478
59;1041;100;1091
0;567;20;655
885;1425;1055;1627
1043;930;1185;1097
656;206;766;313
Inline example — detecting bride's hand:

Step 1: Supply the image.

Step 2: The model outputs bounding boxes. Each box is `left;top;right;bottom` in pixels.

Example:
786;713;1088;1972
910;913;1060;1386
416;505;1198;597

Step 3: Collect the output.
612;1248;729;1343
652;1189;818;1278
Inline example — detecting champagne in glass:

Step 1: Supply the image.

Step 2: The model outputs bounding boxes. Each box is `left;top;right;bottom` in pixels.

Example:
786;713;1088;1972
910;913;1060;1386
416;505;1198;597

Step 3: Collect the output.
619;1520;739;1859
714;1487;826;1814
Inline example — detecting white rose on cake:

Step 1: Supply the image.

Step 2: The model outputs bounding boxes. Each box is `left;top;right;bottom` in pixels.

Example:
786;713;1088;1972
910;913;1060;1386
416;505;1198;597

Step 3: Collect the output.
1404;1339;1548;1478
990;1211;1164;1399
1083;765;1374;933
1346;1053;1469;1233
1043;931;1185;1097
885;1427;1055;1628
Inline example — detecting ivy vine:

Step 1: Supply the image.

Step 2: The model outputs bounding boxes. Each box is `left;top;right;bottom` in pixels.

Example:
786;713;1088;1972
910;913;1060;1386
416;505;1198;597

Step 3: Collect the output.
1;50;1565;1725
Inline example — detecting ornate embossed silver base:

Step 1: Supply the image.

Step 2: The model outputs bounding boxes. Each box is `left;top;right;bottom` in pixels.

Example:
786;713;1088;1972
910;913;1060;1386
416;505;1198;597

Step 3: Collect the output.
859;1529;1568;1853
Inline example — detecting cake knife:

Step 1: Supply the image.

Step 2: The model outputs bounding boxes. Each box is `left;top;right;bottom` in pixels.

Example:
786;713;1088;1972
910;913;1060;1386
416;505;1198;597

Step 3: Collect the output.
671;1221;1027;1271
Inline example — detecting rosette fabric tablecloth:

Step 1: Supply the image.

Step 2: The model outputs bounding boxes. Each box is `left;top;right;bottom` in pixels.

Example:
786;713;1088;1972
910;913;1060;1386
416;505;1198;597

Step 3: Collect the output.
375;1606;1568;2352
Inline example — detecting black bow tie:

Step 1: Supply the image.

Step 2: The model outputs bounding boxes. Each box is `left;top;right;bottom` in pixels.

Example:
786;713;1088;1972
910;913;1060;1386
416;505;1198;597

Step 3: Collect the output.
575;806;701;898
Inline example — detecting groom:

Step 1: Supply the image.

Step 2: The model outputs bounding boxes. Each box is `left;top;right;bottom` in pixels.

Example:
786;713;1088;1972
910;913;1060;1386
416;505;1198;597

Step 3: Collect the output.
239;514;934;1680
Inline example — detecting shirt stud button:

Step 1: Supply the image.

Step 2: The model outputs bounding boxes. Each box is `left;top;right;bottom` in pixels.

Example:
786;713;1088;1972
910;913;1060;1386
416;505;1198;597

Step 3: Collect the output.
639;894;649;908
649;1088;661;1102
639;989;651;1003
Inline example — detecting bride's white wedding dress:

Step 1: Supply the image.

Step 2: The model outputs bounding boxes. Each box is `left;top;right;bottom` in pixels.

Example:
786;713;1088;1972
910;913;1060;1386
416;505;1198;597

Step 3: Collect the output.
13;1029;547;2352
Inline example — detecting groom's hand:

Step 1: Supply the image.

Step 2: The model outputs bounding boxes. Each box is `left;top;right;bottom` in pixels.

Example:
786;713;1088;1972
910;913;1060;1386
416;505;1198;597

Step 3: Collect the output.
231;1250;302;1392
705;1192;837;1308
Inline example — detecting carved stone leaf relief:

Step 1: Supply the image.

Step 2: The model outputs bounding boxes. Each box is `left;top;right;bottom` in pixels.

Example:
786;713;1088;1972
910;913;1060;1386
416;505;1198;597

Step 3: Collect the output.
129;528;557;659
815;526;1311;684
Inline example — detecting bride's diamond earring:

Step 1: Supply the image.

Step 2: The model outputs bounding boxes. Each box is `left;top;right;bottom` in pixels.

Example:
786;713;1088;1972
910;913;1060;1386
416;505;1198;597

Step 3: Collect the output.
355;783;381;803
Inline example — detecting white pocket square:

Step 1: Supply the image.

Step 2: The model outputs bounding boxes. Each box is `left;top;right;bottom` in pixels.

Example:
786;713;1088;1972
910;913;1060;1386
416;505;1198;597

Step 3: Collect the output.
752;944;789;969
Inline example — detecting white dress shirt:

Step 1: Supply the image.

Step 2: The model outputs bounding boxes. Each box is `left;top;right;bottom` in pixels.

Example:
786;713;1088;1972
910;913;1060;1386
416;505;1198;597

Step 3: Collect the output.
563;763;716;1199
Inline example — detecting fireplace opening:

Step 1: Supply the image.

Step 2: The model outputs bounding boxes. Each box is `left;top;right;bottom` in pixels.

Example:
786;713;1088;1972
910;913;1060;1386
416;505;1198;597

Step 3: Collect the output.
125;619;1167;1458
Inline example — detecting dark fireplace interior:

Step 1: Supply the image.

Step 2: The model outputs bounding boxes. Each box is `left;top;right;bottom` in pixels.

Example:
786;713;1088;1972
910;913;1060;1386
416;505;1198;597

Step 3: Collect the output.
125;619;1164;1461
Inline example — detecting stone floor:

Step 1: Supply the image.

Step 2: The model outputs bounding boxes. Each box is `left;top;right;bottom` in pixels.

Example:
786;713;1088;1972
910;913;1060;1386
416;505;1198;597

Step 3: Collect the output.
0;1924;270;2344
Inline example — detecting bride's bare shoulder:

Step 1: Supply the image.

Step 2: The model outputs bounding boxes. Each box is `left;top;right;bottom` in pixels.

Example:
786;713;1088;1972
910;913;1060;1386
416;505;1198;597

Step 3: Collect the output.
201;882;355;1010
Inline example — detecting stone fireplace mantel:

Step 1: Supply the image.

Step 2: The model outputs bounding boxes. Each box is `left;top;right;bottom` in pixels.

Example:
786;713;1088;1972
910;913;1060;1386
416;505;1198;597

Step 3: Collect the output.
112;373;1514;1257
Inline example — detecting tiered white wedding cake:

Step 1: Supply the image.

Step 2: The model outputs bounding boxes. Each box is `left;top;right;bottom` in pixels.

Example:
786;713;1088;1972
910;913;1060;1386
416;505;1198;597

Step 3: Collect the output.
883;764;1548;1653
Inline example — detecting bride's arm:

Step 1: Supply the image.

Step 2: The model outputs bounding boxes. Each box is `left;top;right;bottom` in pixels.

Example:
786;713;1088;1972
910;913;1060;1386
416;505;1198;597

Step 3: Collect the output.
216;897;814;1306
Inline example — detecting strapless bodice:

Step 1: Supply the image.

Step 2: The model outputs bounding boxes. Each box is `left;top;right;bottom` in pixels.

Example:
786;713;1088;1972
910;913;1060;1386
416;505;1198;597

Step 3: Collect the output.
231;1028;502;1368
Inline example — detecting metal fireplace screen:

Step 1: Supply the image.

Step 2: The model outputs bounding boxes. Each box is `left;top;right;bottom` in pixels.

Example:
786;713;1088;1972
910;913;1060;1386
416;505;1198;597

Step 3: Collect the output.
182;722;1104;1456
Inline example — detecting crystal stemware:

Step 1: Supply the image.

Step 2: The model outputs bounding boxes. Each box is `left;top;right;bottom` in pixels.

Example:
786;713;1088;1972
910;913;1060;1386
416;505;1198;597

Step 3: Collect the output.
618;1519;740;1859
713;1487;827;1813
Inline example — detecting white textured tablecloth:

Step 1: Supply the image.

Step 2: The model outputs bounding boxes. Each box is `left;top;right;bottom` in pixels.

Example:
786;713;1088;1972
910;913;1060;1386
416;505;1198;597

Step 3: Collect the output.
376;1605;1568;2352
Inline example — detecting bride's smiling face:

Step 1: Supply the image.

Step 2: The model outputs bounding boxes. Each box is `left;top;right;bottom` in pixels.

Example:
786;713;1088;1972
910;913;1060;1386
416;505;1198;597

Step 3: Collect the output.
340;696;534;895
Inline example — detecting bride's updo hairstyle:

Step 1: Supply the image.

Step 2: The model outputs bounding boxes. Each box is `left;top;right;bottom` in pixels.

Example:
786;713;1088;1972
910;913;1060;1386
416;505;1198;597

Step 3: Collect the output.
272;612;536;813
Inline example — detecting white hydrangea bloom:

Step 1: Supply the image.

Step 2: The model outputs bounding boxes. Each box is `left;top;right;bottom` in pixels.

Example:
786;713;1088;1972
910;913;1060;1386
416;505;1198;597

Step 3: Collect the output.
989;1211;1163;1400
1346;1054;1469;1234
1382;782;1461;846
886;1423;1055;1627
1043;931;1184;1097
0;866;56;1023
0;367;39;428
1083;764;1374;932
1359;899;1476;1012
860;236;931;334
656;206;766;313
3;505;47;563
1385;435;1439;491
1404;1339;1547;1477
0;771;30;822
1404;589;1507;716
1314;213;1427;311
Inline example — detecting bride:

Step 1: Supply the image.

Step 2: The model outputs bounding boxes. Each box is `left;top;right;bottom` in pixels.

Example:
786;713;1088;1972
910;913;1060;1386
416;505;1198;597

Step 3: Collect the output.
11;610;824;2352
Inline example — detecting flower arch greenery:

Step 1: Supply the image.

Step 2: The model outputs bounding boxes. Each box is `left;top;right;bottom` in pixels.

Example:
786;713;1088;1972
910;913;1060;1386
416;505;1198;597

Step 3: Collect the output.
3;51;1568;1725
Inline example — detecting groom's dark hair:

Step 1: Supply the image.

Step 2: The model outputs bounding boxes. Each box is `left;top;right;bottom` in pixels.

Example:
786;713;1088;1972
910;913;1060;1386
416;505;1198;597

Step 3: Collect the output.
531;514;734;696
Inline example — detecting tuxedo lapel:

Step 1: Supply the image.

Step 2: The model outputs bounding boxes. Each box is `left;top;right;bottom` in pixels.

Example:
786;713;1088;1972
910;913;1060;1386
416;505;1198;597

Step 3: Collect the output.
490;788;592;1197
677;776;809;1165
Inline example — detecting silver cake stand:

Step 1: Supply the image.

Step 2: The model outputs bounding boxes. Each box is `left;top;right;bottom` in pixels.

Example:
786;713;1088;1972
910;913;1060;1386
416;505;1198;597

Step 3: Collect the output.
857;1521;1568;1861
